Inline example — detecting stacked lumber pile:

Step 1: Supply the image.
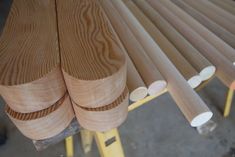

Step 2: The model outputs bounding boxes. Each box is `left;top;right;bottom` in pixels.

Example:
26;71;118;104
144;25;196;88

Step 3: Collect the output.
0;0;234;140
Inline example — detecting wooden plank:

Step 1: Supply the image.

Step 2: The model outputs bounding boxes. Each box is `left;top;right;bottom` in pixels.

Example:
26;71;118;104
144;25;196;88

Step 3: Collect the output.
171;0;235;49
148;0;235;89
6;93;74;140
133;0;215;81
99;0;166;96
0;0;66;113
57;0;126;108
126;0;202;89
111;0;212;127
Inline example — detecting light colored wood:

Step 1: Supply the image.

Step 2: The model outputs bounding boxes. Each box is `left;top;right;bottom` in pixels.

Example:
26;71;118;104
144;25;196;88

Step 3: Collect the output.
57;0;127;108
100;0;166;96
72;87;129;132
126;1;202;89
111;0;212;127
159;0;235;65
210;0;235;15
149;0;235;89
126;54;148;102
171;0;235;49
0;0;66;113
6;93;75;140
133;0;215;82
182;0;235;35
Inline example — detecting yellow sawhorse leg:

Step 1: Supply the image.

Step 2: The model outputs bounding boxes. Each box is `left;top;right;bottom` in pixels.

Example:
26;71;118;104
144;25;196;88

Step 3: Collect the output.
80;130;94;154
224;88;234;117
94;129;125;157
65;136;74;157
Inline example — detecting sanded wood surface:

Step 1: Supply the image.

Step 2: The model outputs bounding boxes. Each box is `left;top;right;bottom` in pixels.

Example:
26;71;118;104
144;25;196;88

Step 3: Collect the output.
6;93;74;140
0;0;66;112
73;87;129;131
112;0;212;127
149;0;235;89
210;0;235;15
99;0;166;96
159;0;235;66
57;0;127;108
171;0;235;49
126;1;202;89
182;0;235;35
133;0;215;81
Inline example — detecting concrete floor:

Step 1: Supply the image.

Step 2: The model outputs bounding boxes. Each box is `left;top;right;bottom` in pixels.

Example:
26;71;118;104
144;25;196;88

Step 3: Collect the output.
1;1;235;157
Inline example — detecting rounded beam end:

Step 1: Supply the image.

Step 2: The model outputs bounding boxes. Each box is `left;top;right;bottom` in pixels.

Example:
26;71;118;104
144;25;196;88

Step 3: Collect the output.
199;66;216;81
129;87;148;102
148;80;167;96
190;111;213;127
188;76;202;89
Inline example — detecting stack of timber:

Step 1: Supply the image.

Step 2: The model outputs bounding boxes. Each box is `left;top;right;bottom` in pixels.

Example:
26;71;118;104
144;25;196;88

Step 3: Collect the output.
110;0;213;127
146;0;235;89
57;0;128;131
0;0;74;140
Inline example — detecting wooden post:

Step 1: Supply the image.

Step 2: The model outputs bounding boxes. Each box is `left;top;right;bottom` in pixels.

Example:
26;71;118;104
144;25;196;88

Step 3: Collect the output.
224;89;234;117
65;136;74;157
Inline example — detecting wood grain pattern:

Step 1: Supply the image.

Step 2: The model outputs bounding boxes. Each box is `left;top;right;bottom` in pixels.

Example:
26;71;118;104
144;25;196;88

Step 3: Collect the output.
210;0;235;15
112;0;212;127
57;0;127;108
0;0;66;112
133;0;215;81
6;93;74;140
182;0;235;35
126;1;202;89
72;87;129;132
148;0;235;89
99;0;166;96
171;0;235;49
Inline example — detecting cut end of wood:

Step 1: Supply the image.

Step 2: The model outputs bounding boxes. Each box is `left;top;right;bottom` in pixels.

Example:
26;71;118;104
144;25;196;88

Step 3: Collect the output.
199;66;216;81
129;87;148;102
148;80;167;96
187;76;202;89
190;111;213;127
233;62;235;66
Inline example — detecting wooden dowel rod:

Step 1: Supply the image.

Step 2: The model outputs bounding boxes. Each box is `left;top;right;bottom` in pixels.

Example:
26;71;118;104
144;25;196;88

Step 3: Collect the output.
162;0;235;66
111;0;212;127
181;0;235;35
126;53;148;102
125;1;202;89
209;0;235;16
100;0;166;96
133;0;215;81
148;0;235;89
171;0;235;49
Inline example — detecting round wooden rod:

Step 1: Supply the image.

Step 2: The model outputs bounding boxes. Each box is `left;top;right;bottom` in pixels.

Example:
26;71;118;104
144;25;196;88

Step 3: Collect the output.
125;1;202;89
126;55;148;102
0;0;66;113
149;0;235;89
73;87;129;132
133;0;215;82
173;0;235;65
6;93;75;140
57;0;127;108
171;0;235;49
111;0;212;127
209;0;235;15
182;0;235;35
99;0;166;96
